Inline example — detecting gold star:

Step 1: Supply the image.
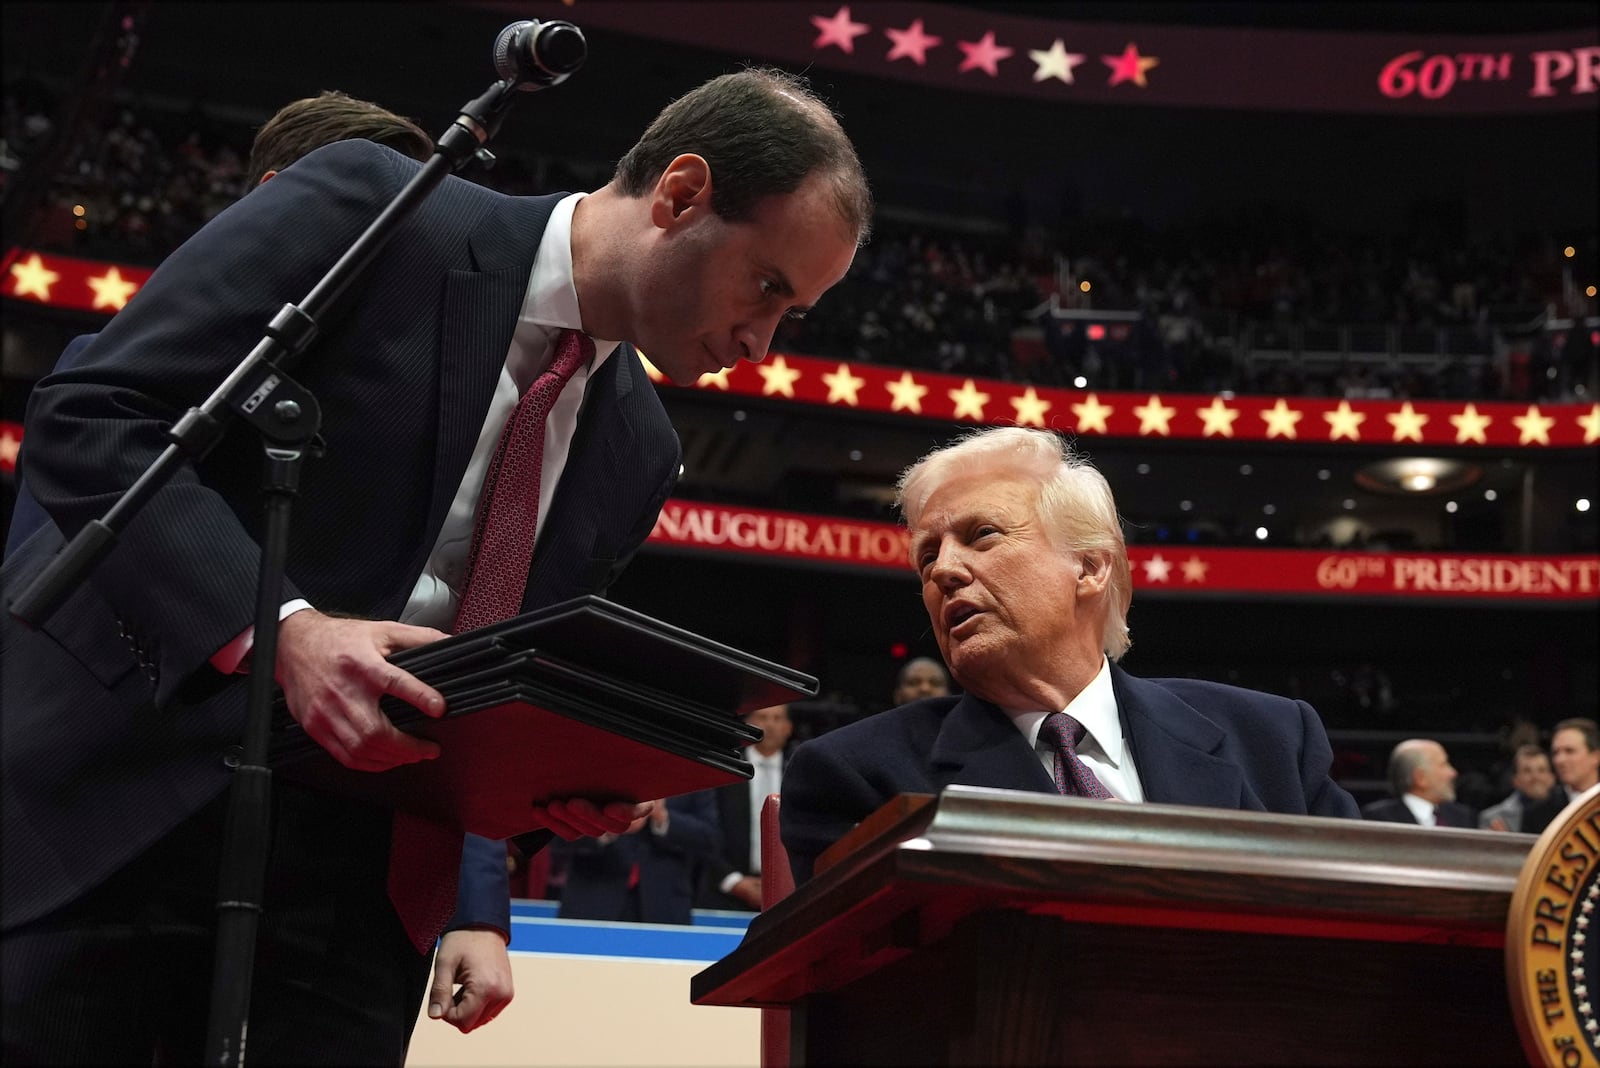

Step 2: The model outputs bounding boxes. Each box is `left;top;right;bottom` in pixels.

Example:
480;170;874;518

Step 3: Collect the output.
948;379;990;421
1195;397;1240;438
1579;404;1600;445
1449;403;1492;444
1070;393;1113;434
757;355;802;398
1324;400;1366;441
1512;404;1555;445
0;426;18;468
1142;554;1172;583
1260;399;1304;439
86;265;139;311
1386;401;1429;443
1132;394;1177;436
8;253;60;302
1009;387;1052;427
636;352;667;383
885;371;928;414
821;362;865;405
696;367;733;390
1180;556;1208;583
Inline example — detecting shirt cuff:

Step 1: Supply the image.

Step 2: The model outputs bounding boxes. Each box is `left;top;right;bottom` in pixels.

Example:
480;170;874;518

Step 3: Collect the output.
719;871;747;895
209;600;314;674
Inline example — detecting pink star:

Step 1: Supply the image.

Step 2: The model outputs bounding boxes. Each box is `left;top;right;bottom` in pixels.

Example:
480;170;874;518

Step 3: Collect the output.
884;18;942;66
957;31;1013;77
1103;42;1159;87
811;6;870;54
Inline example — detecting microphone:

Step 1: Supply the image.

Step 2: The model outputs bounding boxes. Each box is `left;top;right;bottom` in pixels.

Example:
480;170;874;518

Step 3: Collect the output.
493;20;586;91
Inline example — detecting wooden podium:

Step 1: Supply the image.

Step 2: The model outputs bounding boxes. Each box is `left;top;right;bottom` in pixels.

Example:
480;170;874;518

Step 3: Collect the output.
690;786;1534;1066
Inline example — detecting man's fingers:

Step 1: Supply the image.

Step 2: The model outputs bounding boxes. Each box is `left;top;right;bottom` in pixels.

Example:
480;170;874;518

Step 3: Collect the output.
377;663;447;719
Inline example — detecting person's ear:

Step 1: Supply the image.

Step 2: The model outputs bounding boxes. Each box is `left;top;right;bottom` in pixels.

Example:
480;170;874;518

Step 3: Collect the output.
1076;552;1111;596
649;154;712;229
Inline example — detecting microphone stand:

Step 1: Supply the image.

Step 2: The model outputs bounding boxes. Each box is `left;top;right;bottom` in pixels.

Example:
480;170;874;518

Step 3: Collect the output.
9;74;538;1068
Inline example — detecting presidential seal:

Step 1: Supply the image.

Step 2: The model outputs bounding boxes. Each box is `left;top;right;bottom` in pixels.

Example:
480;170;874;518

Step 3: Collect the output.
1509;783;1600;1068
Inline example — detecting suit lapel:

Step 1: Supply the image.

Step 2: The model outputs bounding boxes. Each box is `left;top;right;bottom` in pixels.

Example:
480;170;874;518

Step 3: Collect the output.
929;694;1058;794
1112;666;1256;810
407;193;562;588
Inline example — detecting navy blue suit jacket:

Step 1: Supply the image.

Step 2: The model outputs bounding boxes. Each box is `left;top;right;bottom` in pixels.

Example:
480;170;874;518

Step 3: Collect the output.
1;140;680;936
554;790;719;924
781;663;1360;882
1361;797;1477;828
4;335;94;557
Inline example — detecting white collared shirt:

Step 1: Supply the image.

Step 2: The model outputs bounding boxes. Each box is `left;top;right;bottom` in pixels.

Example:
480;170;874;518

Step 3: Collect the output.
1401;792;1438;826
1004;657;1146;802
746;749;785;873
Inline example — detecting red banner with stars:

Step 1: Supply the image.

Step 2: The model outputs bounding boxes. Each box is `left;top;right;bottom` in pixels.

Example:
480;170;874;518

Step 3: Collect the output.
474;1;1600;115
1;249;150;314
7;246;1598;448
641;351;1599;449
645;499;1600;601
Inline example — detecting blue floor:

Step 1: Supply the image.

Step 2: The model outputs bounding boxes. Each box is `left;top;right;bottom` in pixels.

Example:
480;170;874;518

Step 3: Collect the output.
507;899;754;962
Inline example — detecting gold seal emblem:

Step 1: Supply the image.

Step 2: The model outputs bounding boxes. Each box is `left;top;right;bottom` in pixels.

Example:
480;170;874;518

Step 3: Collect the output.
1508;783;1600;1068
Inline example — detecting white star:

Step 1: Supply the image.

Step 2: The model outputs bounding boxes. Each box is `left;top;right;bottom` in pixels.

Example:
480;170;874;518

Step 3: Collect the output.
1580;915;1590;929
1028;38;1086;84
1576;932;1587;946
1142;555;1172;583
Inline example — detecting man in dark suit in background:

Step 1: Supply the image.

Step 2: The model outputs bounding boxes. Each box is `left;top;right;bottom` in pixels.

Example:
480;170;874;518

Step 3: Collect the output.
1523;718;1600;835
781;427;1359;884
555;791;720;925
697;703;794;911
1361;738;1477;828
3;68;870;1063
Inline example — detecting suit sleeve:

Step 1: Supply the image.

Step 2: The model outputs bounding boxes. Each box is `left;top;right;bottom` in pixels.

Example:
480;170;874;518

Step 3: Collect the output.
19;141;408;706
779;737;888;885
444;833;513;940
1295;700;1360;819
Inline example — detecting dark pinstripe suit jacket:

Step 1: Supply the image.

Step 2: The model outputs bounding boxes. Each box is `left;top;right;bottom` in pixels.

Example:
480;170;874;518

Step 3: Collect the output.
0;140;680;933
780;664;1361;883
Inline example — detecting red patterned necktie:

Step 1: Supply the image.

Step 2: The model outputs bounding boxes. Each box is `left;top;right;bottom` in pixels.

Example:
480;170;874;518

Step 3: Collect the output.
388;329;594;954
1038;711;1115;799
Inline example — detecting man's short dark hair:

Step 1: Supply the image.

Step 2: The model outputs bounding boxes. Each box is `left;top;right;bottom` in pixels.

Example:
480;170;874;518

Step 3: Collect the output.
1555;718;1600;752
247;90;432;185
613;67;872;244
1516;743;1552;765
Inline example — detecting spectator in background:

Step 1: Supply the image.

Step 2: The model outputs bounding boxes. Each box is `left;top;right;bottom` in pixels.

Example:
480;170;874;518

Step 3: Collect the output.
1523;718;1600;835
893;656;951;706
554;793;720;925
1478;744;1556;832
1361;739;1476;828
696;704;794;911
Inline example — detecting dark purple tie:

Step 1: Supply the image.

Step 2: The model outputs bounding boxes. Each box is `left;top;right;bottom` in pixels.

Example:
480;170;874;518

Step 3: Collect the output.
1038;711;1115;799
387;329;593;954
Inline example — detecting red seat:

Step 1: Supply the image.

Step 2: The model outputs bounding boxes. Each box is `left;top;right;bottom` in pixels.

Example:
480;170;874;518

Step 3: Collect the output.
759;793;792;1067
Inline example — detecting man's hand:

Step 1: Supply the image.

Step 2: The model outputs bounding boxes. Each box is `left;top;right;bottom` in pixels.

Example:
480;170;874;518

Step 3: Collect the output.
276;609;449;771
529;798;656;841
730;875;764;910
428;928;513;1033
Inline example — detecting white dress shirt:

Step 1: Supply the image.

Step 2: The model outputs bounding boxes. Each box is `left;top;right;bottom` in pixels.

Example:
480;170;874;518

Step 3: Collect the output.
1401;792;1438;826
1003;657;1146;802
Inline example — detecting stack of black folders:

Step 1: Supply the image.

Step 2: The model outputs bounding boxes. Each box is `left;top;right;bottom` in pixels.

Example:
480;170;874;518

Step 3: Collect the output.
269;595;818;840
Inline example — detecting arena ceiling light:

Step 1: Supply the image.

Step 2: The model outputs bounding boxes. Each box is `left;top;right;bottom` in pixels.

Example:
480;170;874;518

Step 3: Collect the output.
1354;457;1481;496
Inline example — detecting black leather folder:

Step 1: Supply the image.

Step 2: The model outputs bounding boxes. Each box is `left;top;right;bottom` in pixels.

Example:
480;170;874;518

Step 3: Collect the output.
269;596;818;839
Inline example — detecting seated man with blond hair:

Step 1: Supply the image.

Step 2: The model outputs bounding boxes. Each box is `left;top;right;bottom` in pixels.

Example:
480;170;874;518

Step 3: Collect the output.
781;426;1359;883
